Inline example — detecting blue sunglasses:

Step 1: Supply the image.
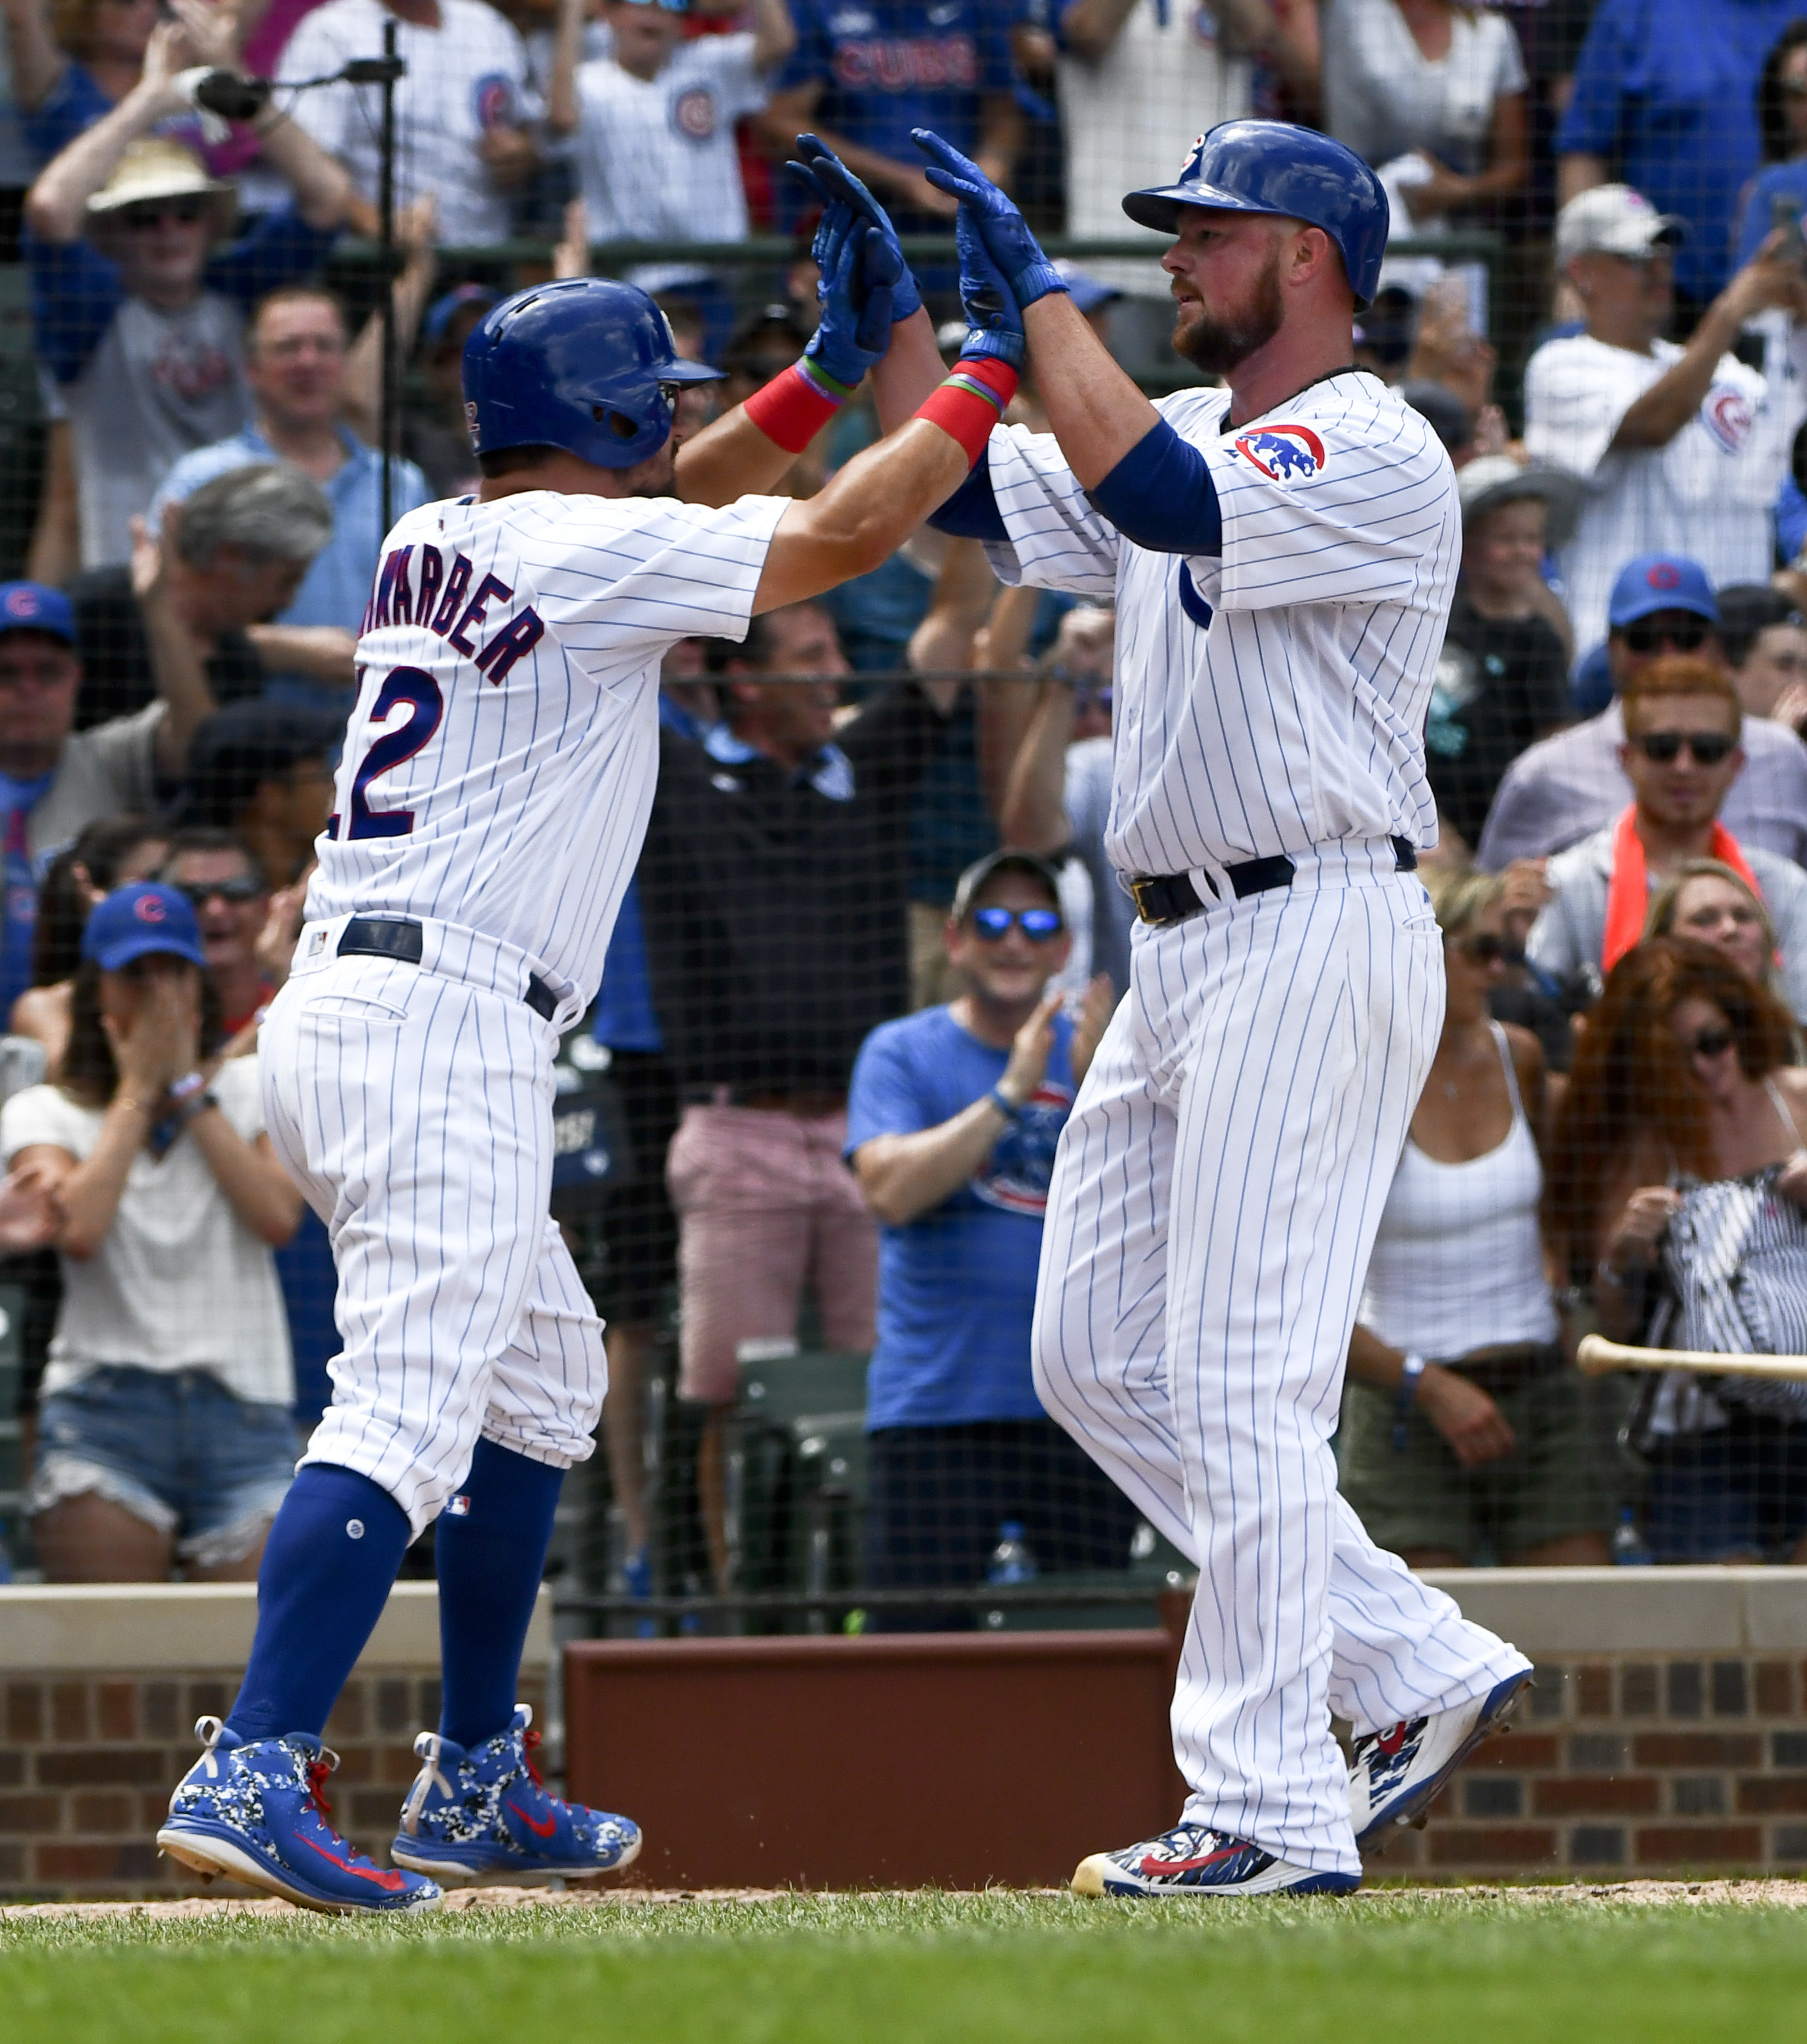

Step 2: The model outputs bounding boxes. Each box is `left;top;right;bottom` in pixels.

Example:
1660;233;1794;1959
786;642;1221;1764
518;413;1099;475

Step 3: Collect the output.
970;906;1063;942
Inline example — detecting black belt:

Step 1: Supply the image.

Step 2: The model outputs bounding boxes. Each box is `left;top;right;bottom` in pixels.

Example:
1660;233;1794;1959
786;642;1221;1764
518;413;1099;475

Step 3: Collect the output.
338;916;560;1023
1127;837;1418;928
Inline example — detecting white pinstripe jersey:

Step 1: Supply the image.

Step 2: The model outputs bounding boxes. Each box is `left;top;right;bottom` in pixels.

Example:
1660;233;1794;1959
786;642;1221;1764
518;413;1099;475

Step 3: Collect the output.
981;372;1458;875
305;487;789;1000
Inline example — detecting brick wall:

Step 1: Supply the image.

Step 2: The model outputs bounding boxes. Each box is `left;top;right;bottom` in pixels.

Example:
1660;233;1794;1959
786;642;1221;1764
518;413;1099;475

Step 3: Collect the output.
1377;1656;1807;1879
0;1670;545;1899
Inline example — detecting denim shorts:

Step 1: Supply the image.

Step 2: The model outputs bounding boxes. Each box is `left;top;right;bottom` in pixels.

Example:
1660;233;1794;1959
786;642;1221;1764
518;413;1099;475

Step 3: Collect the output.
30;1367;299;1566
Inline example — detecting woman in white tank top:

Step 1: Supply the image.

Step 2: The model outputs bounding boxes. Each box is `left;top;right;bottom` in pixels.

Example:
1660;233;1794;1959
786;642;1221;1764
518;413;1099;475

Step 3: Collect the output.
1340;873;1615;1567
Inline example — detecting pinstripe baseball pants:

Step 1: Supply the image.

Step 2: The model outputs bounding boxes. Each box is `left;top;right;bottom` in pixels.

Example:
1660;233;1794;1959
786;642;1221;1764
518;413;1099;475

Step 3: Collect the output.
260;953;607;1537
1032;849;1529;1873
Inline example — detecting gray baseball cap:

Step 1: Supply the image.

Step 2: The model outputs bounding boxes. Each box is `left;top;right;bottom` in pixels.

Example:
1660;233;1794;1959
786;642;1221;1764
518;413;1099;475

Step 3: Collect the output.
1456;455;1584;548
951;849;1066;923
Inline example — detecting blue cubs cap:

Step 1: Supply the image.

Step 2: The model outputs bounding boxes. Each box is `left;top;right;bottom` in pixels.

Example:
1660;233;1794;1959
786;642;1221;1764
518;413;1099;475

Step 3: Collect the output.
0;581;76;645
1607;554;1719;631
423;283;500;346
80;883;209;973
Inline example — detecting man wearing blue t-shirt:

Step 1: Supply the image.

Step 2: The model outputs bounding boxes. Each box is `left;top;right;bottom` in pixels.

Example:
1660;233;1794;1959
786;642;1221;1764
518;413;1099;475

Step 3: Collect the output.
846;848;1128;1627
757;0;1023;239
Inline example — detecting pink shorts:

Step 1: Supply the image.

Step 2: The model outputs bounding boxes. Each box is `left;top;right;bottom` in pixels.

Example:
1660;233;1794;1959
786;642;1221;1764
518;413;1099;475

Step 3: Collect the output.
665;1102;877;1405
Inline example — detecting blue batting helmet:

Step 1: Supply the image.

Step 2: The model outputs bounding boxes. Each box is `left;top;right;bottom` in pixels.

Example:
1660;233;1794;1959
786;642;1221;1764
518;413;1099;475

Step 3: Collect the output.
1122;121;1391;310
462;278;724;470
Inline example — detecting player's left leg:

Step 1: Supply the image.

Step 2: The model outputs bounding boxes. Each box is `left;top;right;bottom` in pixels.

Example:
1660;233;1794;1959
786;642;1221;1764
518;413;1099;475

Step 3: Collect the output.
391;1220;640;1885
1155;874;1528;1878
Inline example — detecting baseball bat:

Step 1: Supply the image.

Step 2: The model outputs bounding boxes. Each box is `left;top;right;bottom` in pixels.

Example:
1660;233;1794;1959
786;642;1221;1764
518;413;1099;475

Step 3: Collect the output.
1575;1334;1807;1382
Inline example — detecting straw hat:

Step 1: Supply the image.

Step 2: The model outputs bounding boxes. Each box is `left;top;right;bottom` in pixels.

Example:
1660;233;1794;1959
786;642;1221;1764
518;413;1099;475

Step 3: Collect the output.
86;136;235;236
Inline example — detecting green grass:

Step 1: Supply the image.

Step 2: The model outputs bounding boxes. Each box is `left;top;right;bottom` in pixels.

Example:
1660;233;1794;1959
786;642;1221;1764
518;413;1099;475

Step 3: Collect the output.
3;1889;1805;2043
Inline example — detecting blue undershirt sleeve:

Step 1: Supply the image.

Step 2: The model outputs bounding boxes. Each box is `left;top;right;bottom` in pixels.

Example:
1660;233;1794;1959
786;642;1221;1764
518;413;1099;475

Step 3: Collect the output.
1088;418;1222;557
927;449;1009;542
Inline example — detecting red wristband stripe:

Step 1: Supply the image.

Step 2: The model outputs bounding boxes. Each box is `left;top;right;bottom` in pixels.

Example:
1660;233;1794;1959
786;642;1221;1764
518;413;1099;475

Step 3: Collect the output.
914;359;1019;467
744;361;847;455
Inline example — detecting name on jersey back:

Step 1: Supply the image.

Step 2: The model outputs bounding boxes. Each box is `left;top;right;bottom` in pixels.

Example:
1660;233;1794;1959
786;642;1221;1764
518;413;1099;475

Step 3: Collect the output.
360;540;546;684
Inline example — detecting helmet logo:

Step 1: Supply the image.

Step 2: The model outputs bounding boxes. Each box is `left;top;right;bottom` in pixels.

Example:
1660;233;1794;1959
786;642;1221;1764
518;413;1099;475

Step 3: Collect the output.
465;399;481;448
1233;424;1326;483
1183;132;1205;173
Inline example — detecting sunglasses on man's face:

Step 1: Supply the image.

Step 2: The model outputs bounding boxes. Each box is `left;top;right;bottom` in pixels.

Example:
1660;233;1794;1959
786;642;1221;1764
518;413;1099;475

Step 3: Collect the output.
969;906;1063;943
1685;1025;1738;1062
173;875;265;907
1620;617;1711;654
1453;932;1510;966
1629;730;1738;767
118;199;208;232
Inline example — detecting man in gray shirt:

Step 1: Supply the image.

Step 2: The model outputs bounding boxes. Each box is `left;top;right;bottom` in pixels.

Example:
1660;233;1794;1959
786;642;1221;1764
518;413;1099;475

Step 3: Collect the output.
24;27;353;568
1477;554;1807;871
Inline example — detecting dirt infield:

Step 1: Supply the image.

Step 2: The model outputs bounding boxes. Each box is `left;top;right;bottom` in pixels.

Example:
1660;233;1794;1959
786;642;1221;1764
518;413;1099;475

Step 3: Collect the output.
3;1878;1805;1921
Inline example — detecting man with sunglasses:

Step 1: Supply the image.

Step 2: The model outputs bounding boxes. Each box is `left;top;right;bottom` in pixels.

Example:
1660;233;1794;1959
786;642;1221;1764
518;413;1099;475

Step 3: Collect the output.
1528;655;1807;1021
1479;552;1807;870
847;849;1131;1624
24;25;356;571
160;829;275;1040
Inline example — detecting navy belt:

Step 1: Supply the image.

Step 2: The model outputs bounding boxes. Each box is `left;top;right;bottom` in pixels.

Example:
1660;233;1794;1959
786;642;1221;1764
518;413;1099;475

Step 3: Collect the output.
1127;837;1418;928
338;916;559;1023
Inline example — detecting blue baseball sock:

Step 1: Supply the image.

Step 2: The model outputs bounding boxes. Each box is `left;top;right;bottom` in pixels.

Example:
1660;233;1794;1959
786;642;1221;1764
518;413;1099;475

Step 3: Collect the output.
435;1437;565;1750
226;1464;412;1741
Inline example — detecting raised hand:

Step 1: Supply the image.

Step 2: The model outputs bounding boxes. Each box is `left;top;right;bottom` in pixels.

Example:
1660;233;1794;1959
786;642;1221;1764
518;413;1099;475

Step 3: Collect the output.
912;128;1067;311
801;215;899;393
951;203;1025;368
788;135;923;325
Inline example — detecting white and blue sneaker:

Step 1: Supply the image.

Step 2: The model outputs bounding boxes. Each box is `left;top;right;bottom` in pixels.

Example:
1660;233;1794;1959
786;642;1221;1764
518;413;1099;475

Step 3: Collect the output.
157;1717;442;1914
1348;1668;1533;1850
390;1704;642;1885
1072;1824;1361;1898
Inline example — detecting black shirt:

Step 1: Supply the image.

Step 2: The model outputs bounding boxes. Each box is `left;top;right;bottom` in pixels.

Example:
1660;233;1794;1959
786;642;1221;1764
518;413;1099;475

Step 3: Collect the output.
1426;589;1573;852
639;683;949;1095
67;564;265;730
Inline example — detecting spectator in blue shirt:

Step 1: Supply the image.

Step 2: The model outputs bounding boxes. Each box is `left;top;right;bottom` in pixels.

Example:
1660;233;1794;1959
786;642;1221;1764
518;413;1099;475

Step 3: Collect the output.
1557;0;1807;312
150;285;431;717
846;848;1126;1628
756;0;1023;239
1736;17;1807;264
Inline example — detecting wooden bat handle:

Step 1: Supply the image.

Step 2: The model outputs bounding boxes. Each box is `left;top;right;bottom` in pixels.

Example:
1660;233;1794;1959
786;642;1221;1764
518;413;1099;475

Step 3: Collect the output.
1575;1333;1807;1382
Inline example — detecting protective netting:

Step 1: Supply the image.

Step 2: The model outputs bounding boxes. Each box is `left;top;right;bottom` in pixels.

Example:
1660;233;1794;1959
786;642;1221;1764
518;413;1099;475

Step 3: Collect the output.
3;0;1807;1610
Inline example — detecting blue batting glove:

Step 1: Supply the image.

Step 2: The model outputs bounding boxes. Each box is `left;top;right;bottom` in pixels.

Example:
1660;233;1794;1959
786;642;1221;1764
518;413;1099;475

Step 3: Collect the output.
788;133;924;324
953;204;1025;370
803;220;898;391
912;128;1067;310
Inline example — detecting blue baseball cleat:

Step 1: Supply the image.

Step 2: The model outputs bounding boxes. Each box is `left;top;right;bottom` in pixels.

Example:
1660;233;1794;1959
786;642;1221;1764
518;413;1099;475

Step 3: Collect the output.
157;1716;442;1914
390;1704;642;1884
1071;1823;1361;1898
1348;1668;1534;1850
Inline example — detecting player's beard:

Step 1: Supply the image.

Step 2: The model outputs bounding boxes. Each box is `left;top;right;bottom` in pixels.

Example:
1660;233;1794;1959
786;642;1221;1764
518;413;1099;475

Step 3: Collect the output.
1171;257;1286;374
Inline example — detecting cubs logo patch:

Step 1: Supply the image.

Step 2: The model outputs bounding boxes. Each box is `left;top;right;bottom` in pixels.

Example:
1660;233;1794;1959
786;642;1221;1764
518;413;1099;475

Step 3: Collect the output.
3;586;41;618
135;894;167;924
1701;383;1753;453
472;72;518;132
1233;424;1325;482
673;87;717;141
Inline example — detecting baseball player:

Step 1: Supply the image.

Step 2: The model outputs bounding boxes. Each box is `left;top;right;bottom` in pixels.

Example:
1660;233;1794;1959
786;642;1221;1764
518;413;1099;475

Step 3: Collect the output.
802;122;1535;1895
154;186;1034;1912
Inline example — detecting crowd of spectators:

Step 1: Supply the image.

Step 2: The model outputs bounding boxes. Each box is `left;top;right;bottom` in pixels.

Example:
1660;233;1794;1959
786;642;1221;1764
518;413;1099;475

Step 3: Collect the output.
10;0;1807;1596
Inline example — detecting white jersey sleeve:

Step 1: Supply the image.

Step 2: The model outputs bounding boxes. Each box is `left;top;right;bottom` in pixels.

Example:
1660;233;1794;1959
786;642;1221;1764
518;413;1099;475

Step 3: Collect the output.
1182;382;1460;614
1522;334;1640;480
979;423;1122;598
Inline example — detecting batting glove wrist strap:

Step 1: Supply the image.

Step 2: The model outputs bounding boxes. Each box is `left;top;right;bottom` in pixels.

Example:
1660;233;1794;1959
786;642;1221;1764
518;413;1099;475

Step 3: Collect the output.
745;359;851;455
916;357;1017;466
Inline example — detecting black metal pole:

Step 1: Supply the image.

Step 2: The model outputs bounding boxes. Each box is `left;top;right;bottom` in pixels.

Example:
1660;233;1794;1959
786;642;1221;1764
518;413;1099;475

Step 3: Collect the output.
377;16;398;537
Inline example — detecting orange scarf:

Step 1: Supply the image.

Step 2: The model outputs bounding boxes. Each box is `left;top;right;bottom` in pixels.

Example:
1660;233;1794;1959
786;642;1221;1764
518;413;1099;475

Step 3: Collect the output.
1600;803;1765;971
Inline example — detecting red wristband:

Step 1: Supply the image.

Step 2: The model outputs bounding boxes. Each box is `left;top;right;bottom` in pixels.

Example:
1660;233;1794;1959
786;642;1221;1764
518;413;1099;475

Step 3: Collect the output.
915;356;1019;465
743;359;852;455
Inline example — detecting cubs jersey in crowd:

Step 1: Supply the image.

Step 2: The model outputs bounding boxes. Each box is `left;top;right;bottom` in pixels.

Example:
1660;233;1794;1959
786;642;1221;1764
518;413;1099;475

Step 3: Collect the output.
979;372;1457;873
576;33;773;245
1524;330;1798;657
775;0;1018;222
305;488;789;1002
280;0;539;245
